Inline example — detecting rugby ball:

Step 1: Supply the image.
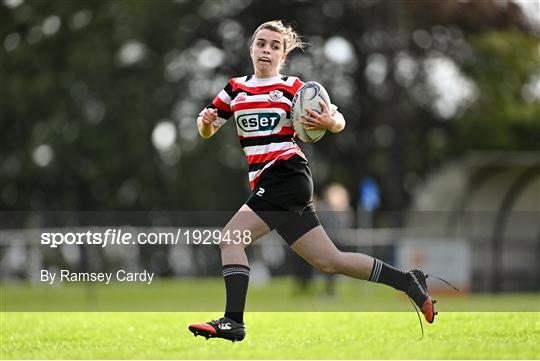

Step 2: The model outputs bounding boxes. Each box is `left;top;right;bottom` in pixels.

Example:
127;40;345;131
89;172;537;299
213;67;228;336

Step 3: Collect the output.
291;81;330;143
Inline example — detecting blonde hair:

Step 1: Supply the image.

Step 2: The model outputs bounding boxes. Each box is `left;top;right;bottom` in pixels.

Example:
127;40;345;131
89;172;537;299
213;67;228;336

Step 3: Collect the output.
250;20;305;55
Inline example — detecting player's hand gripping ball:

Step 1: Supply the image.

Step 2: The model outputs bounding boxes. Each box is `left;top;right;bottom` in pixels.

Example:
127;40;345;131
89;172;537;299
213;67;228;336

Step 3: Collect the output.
291;81;331;143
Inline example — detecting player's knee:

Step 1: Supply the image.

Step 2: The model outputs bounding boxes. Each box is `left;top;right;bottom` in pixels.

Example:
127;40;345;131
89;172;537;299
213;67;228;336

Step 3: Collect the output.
218;237;243;252
312;257;340;274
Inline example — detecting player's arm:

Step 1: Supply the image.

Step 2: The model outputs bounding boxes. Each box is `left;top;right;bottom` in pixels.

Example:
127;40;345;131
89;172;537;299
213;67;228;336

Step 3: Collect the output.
199;80;234;139
302;101;346;133
197;108;220;139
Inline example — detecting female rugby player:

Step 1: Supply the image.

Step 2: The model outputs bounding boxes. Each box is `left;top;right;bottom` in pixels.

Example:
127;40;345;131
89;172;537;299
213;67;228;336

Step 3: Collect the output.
188;20;435;342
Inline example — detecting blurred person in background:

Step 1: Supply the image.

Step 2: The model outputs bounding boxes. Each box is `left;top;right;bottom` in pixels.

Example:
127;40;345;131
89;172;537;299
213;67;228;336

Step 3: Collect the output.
188;20;435;342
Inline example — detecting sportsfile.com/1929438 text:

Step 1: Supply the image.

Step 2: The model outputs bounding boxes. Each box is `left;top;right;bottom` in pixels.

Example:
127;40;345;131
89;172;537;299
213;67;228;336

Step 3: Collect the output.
40;228;253;248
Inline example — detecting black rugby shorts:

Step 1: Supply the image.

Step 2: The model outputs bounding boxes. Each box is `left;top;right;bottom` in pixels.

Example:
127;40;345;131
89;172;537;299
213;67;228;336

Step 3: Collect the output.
246;155;321;246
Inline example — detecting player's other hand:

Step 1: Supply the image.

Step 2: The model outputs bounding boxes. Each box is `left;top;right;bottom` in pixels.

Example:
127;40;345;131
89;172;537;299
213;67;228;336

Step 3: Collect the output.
201;108;218;124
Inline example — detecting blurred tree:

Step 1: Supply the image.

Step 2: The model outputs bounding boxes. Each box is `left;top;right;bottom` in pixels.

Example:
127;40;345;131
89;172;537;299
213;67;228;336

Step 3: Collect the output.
456;30;540;151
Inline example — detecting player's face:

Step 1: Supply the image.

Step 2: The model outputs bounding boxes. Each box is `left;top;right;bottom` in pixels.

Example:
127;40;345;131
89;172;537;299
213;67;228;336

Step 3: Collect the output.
250;29;287;78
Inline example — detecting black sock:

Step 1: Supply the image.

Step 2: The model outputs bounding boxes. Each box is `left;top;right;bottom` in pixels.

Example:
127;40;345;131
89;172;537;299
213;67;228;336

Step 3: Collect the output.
368;259;411;293
223;264;250;323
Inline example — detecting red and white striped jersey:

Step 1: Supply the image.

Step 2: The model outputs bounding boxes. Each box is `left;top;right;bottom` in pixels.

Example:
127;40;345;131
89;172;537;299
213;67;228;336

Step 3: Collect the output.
206;74;306;190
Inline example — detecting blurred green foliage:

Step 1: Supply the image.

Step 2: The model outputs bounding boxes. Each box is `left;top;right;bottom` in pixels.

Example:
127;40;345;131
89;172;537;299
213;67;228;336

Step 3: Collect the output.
457;30;540;150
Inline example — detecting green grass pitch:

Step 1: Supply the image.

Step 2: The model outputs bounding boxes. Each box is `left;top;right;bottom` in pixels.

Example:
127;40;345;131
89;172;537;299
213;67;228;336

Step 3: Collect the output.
2;312;539;359
1;279;539;359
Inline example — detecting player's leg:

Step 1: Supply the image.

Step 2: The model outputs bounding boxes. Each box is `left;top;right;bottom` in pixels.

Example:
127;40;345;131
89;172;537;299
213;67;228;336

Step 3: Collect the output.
219;204;270;324
289;224;374;278
190;156;309;341
189;204;271;341
285;216;435;323
219;203;271;265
